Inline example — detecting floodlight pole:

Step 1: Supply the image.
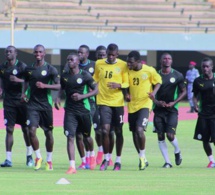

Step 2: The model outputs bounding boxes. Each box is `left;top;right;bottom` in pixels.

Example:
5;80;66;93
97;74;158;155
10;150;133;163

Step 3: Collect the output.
10;0;16;46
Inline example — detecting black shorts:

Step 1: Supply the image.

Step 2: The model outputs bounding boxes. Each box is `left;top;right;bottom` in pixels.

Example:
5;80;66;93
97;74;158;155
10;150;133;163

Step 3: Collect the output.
4;105;27;127
99;105;124;128
92;105;101;132
128;108;149;132
27;109;53;131
64;110;92;138
153;111;178;134
194;117;215;142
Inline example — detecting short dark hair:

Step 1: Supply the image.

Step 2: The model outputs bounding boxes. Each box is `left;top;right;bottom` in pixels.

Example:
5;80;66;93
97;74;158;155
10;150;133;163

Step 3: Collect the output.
34;44;45;51
127;50;141;61
79;45;90;53
201;57;213;66
96;45;106;52
107;43;118;52
6;45;17;52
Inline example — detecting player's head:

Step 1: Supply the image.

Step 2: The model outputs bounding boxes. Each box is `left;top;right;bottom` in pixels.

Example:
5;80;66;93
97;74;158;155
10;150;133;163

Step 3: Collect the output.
33;44;46;61
78;45;90;63
67;52;80;69
126;50;141;70
106;43;118;64
160;53;172;68
95;45;107;60
201;57;213;76
189;61;196;69
5;45;17;61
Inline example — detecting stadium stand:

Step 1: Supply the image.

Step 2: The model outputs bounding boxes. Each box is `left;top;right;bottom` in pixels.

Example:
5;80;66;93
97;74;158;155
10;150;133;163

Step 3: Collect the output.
0;0;215;33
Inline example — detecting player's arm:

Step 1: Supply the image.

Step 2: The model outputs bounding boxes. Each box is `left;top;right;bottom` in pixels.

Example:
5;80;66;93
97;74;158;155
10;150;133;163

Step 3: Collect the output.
107;65;129;89
0;78;3;97
148;83;161;101
192;80;199;112
10;75;24;83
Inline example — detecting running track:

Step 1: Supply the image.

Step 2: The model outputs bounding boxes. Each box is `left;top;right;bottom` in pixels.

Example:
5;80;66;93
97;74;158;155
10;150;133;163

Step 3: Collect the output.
0;107;197;129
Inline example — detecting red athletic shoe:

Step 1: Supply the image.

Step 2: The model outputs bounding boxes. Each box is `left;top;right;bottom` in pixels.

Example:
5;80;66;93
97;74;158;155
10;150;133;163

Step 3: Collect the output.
90;156;96;170
96;151;103;165
66;167;77;174
207;161;215;168
108;158;114;166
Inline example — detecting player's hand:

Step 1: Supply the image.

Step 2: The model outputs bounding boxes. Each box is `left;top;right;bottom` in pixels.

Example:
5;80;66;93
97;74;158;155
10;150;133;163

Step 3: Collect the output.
148;92;155;101
155;100;167;107
36;81;45;89
124;94;131;102
0;88;3;98
21;93;28;103
71;93;83;101
10;75;19;82
165;102;175;108
107;82;121;89
54;97;61;110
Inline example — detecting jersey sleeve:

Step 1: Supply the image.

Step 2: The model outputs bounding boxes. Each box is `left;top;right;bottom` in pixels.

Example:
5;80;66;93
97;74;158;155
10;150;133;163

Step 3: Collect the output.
151;67;162;85
93;61;99;83
121;65;129;88
192;78;199;96
85;71;97;90
50;66;60;84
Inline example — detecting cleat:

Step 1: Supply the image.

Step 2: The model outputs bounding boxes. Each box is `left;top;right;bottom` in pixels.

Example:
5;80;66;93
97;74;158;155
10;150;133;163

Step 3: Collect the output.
90;156;96;170
162;163;172;168
145;160;149;167
113;162;121;171
78;162;86;170
26;155;34;167
207;161;215;168
175;152;182;166
66;167;77;174
96;151;103;165
45;161;53;171
139;157;146;170
85;157;90;169
1;159;12;167
34;158;43;170
108;158;114;166
100;159;109;171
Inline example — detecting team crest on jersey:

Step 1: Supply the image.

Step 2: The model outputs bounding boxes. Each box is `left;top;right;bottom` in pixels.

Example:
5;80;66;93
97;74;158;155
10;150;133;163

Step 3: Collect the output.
170;77;175;83
41;70;47;76
77;78;83;84
12;69;18;75
115;67;121;73
89;67;94;73
142;74;148;80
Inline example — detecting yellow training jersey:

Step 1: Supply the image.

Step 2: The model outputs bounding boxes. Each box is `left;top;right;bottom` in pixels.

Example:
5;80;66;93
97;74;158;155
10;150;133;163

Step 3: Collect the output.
93;58;129;107
127;64;162;113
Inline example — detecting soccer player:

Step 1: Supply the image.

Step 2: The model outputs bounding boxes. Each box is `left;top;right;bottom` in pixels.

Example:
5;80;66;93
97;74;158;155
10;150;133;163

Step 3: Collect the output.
94;45;115;166
192;57;215;168
153;53;186;168
93;43;129;171
55;53;98;174
75;45;96;169
185;61;199;113
23;44;60;171
0;45;33;167
125;51;162;170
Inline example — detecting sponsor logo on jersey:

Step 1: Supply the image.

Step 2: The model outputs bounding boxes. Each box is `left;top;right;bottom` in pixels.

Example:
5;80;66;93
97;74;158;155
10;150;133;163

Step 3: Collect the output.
199;83;204;87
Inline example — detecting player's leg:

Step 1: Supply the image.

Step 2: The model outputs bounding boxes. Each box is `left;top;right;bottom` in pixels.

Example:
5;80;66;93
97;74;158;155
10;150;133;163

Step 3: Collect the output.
108;127;115;166
76;132;87;169
99;105;111;171
135;108;150;170
81;114;96;170
41;110;54;171
112;106;124;171
93;106;103;165
1;108;16;167
166;112;182;166
64;111;77;174
18;106;33;166
154;114;172;168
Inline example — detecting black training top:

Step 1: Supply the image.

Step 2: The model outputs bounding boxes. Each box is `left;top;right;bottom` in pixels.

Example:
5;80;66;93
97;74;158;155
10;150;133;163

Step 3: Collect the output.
61;69;96;114
24;62;60;110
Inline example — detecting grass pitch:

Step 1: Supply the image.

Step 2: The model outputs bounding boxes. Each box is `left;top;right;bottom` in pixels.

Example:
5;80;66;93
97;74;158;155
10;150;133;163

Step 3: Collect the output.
0;119;214;195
